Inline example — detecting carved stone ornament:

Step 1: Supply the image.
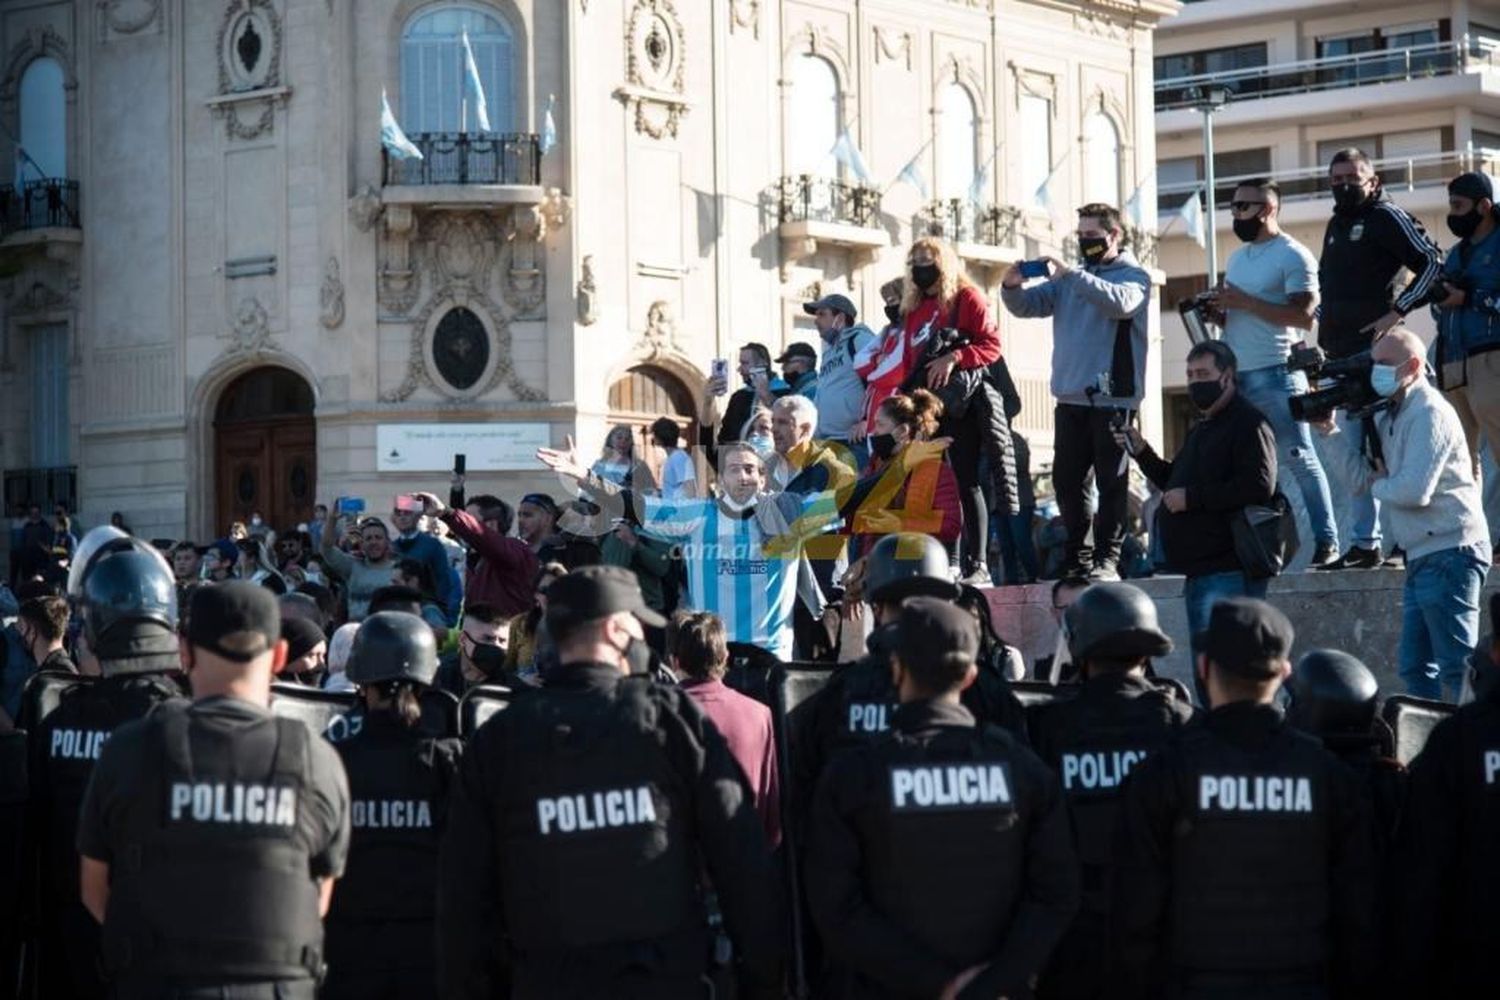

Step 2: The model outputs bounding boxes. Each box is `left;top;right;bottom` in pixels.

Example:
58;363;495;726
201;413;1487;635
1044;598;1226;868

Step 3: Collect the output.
381;287;544;403
499;207;547;319
2;27;76;105
637;300;678;357
319;256;345;329
228;296;273;354
348;184;383;232
729;0;759;37
615;0;689;139
379;205;420;315
429;213;498;292
210;0;286;140
576;254;598;326
873;26;911;70
97;0;163;41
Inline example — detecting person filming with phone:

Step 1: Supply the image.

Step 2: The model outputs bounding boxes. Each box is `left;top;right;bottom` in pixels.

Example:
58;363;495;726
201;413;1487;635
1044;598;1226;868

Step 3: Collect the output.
1002;202;1151;582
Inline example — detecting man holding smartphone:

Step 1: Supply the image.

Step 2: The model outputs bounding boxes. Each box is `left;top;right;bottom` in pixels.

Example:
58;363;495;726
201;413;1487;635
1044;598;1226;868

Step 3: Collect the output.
1002;203;1151;582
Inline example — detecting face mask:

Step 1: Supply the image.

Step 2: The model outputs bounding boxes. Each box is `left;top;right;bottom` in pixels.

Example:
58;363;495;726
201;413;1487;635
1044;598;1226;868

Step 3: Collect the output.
747;433;774;459
1370;363;1403;398
1232;217;1263;243
1448;210;1484;239
1079;236;1111;264
1188;378;1225;412
1332;183;1368;214
884;303;901;325
911;263;940;289
616;635;655;676
869;432;898;461
470;642;507;679
719;491;759;513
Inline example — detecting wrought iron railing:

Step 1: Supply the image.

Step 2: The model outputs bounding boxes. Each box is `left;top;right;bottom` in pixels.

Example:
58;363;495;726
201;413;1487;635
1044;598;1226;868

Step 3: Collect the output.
383;132;542;186
0;179;80;233
777;175;881;228
4;466;77;517
922;199;1021;247
1155;38;1500;110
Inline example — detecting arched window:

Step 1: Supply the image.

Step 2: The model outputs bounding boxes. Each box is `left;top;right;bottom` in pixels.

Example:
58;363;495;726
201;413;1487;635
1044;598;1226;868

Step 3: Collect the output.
938;84;979;200
787;54;839;176
1083;112;1121;207
19;58;65;183
401;4;514;135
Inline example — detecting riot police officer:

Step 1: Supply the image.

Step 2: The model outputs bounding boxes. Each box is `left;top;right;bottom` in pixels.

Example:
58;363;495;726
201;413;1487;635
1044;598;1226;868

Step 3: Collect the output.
322;611;462;999
1027;582;1195;1000
1286;649;1405;856
436;565;783;999
1111;598;1374;999
805;597;1079;999
75;581;351;999
27;527;187;997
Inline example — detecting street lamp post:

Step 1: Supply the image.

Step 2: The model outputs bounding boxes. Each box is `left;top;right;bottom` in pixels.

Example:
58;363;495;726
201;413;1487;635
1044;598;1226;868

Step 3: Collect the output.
1187;83;1233;284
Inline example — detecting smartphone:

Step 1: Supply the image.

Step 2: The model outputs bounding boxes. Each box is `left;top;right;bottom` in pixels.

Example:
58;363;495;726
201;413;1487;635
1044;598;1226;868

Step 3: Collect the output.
1018;259;1050;280
711;358;729;395
1109;409;1130;431
335;496;365;516
394;494;423;513
453;453;467;476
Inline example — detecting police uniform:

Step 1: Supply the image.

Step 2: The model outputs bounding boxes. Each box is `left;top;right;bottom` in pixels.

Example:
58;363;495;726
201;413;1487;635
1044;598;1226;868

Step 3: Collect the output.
75;582;351;999
322;612;463;999
436;566;784;1000
804;599;1079;999
1111;600;1375;1000
26;528;187;998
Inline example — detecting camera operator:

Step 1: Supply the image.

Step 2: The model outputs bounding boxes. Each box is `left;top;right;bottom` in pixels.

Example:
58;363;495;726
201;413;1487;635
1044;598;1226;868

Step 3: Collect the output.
1433;171;1500;502
1003;202;1151;581
1317;147;1443;569
1213;178;1339;568
1313;328;1490;702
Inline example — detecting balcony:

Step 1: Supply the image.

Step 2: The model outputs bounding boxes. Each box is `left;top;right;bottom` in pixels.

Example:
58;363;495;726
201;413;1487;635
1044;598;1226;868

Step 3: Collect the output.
381;132;544;208
3;466;77;517
777;175;888;277
0;178;80;233
921;199;1023;272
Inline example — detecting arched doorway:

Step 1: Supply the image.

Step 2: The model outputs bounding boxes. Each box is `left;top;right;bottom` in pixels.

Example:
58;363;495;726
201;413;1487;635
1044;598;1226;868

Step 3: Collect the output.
606;364;698;485
214;367;316;534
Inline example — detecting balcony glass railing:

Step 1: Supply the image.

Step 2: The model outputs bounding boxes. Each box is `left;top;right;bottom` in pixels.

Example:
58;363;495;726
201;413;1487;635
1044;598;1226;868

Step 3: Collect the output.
922;199;1022;247
0;179;80;233
1155;38;1500;110
383;132;542;186
1156;149;1500;215
778;175;881;228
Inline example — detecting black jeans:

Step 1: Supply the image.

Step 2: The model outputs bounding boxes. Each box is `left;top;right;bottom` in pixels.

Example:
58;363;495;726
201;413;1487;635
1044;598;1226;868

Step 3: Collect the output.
947;415;987;576
1053;403;1128;573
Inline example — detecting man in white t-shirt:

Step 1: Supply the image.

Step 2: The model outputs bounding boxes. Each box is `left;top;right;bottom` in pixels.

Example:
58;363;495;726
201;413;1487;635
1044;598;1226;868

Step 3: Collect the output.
651;416;698;500
1212;177;1339;567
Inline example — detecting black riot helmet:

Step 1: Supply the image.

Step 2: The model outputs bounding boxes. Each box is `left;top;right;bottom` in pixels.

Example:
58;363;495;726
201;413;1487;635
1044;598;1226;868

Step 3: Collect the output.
71;526;180;674
346;611;438;687
865;533;961;604
1063;582;1173;664
1287;649;1378;737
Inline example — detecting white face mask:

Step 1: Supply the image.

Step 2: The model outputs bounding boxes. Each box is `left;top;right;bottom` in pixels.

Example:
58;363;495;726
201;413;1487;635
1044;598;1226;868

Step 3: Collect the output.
718;491;759;513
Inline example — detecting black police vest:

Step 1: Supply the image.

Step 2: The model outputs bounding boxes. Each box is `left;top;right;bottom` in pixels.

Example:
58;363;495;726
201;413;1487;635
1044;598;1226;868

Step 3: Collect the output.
492;678;699;953
101;702;325;983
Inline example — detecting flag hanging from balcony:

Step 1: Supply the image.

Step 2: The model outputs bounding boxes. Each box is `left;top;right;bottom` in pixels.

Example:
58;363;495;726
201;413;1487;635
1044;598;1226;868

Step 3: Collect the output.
1124;174;1152;230
380;89;423;161
830;130;872;184
969;149;998;210
1177;184;1206;247
461;30;492;133
541;94;558;155
895;152;928;199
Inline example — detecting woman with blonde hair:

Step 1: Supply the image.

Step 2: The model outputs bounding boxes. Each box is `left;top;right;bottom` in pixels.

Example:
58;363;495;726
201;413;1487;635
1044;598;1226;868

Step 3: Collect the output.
589;423;658;493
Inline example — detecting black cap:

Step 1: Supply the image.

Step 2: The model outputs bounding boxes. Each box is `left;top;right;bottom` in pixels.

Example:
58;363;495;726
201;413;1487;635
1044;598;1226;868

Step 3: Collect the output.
896;596;979;676
1199;597;1294;679
187;582;282;663
774;341;818;365
1449;170;1493;203
544;565;667;633
281;617;326;662
802;293;857;321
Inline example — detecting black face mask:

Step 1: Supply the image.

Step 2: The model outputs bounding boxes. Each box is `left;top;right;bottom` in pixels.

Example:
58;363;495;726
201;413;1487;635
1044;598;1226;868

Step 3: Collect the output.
618;635;656;677
884;303;902;325
869;433;898;461
1079;236;1111;264
1188;378;1226;412
911;263;941;290
1332;183;1368;214
1448;209;1484;239
470;642;508;679
1232;217;1263;243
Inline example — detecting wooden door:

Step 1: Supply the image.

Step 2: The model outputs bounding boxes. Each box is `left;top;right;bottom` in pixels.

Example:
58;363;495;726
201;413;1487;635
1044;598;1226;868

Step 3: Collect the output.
215;420;317;535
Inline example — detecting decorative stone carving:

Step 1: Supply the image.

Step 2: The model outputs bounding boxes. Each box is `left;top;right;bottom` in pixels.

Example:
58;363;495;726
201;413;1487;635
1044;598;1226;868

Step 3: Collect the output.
97;0;163;40
500;207;547;319
615;0;689;139
637;300;678;357
10;279;69;316
2;27;77;104
210;0;286;140
228;296;272;354
1074;10;1128;41
576;255;598;326
541;188;572;232
319;256;344;329
381;287;544;403
347;184;383;232
428;213;497;292
729;0;759;37
873;26;911;69
379;205;420;315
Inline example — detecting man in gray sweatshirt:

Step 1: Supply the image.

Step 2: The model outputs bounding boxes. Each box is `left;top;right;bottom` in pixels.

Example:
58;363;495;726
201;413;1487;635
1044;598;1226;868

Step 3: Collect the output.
1001;202;1151;581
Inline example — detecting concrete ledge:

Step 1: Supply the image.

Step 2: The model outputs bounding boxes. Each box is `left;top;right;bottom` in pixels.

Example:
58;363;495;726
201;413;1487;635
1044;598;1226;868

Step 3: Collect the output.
984;568;1500;696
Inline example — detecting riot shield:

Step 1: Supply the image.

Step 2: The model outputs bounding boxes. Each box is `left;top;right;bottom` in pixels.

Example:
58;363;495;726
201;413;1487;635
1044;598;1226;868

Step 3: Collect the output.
270;683;356;738
0;729;26;1000
1380;694;1456;766
458;685;513;739
1010;679;1081;711
418;688;460;739
17;671;91;733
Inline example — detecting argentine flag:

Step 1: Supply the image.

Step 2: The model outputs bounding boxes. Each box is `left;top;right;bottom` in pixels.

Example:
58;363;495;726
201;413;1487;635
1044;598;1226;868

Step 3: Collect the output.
541;94;558;155
461;30;491;133
1177;184;1206;248
830;130;872;184
896;152;928;199
380;89;422;161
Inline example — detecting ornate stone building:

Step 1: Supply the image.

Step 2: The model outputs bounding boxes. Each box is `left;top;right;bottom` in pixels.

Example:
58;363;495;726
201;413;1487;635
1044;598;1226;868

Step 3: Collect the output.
0;0;1174;540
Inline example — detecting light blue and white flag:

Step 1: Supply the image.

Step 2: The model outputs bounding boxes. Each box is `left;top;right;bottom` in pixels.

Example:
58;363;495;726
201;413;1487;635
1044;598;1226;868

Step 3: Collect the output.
1034;160;1063;214
830;130;872;184
1124;173;1153;230
461;30;491;133
541;94;558;155
896;152;928;199
380;89;423;160
969;149;998;209
1176;183;1206;247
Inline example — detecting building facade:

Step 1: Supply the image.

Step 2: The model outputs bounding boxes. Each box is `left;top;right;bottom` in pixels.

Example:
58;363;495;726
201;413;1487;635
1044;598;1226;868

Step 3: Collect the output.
2;0;1174;542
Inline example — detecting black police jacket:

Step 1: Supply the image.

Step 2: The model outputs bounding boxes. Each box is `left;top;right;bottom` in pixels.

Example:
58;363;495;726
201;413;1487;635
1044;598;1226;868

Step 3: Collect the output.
324;710;462;984
436;661;784;1000
805;699;1079;999
1391;684;1500;995
1111;702;1375;1000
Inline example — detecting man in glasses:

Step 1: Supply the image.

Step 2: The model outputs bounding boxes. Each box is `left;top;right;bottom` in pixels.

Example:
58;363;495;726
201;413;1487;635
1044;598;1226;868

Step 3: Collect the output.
1210;177;1339;568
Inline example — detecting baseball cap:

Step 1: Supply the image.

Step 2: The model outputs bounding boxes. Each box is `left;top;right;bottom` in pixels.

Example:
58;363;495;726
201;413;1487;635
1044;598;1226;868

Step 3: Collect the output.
187;581;281;663
544;565;667;633
802;293;858;321
520;493;560;519
896;596;980;679
1199;597;1294;679
774;341;818;365
1448;170;1493;203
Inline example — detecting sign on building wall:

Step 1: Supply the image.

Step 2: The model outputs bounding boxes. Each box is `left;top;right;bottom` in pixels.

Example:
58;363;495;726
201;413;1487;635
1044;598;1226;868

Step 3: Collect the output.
376;423;551;471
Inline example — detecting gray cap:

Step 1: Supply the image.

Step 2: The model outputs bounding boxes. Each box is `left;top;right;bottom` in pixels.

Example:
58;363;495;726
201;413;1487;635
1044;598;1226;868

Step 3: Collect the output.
802;293;857;322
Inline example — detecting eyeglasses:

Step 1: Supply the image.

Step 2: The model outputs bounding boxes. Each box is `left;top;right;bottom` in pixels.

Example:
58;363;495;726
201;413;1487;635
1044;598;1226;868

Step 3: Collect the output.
1229;201;1265;213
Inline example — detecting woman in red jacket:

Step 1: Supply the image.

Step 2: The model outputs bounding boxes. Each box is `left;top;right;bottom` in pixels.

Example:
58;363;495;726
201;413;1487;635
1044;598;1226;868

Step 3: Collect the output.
843;389;962;563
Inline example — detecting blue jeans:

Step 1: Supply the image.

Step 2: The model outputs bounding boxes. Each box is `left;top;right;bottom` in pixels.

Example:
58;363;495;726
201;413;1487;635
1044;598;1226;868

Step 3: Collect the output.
1184;570;1269;703
1337;408;1381;548
994;507;1040;584
1399;545;1488;701
1236;365;1339;548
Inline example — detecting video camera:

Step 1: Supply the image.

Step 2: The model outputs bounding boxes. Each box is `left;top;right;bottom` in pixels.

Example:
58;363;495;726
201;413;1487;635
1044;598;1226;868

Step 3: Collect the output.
1286;345;1385;422
1177;292;1222;345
